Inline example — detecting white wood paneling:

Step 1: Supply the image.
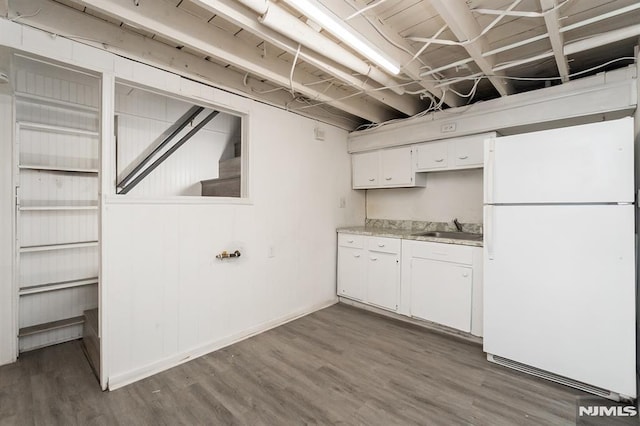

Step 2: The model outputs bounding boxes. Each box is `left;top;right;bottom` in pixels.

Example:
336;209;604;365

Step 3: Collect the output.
0;88;15;365
103;97;364;389
18;246;98;287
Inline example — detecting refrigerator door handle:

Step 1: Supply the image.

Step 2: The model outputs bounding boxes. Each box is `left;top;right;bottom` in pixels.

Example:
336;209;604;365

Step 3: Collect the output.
486;205;495;260
486;137;496;204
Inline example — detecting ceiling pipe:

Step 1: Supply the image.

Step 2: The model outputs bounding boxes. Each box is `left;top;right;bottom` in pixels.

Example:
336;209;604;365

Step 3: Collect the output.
236;0;405;95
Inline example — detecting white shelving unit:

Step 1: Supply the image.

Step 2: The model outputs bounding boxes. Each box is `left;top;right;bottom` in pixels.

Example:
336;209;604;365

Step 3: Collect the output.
14;58;100;353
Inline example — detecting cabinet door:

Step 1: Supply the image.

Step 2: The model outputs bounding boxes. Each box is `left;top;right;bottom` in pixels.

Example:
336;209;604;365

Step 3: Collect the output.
367;251;399;311
381;146;412;186
410;258;472;332
415;141;448;171
352;151;379;188
337;246;366;300
453;138;483;168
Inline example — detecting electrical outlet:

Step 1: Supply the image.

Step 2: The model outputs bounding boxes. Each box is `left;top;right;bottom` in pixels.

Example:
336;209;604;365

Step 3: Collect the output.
441;123;456;133
314;126;325;141
268;245;275;258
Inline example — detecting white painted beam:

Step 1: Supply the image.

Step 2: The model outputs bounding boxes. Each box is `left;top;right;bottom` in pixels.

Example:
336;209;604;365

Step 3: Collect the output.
564;23;640;56
192;0;423;117
540;0;569;82
6;0;362;129
429;0;515;97
310;0;466;107
71;0;393;123
348;66;636;152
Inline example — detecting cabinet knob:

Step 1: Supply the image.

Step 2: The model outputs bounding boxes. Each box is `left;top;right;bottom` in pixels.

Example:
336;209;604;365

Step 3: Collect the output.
463;273;469;277
377;243;385;247
385;177;392;181
435;158;444;163
458;155;468;160
354;254;360;258
368;178;375;182
370;257;378;261
347;239;354;243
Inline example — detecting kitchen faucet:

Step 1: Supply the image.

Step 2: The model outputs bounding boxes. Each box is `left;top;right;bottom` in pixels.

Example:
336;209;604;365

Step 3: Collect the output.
453;218;463;232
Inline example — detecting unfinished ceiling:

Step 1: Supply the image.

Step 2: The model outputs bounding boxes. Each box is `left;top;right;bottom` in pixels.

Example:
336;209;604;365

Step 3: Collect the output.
6;0;640;129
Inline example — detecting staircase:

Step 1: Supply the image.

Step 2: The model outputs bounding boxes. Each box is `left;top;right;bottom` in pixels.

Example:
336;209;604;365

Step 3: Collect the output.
201;140;241;197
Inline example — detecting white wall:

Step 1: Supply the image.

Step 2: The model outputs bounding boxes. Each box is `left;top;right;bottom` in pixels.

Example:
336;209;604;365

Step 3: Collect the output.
0;87;15;366
366;169;483;223
634;47;640;405
103;95;364;388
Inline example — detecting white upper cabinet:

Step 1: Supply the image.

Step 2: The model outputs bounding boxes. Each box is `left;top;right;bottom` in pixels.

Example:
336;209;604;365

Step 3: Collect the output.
380;146;413;186
352;146;425;189
415;132;495;172
352;150;379;187
453;136;484;168
415;141;448;170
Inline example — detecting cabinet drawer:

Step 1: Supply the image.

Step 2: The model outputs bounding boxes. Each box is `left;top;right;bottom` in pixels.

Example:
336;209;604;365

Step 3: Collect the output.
453;138;483;167
367;236;401;254
409;241;472;265
338;233;364;248
415;141;448;170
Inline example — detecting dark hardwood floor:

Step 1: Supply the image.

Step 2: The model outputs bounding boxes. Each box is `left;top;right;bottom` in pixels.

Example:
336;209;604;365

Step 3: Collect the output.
0;303;593;425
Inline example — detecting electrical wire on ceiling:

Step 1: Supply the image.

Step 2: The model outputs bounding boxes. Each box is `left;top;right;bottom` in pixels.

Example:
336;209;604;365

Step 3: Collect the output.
9;8;41;21
289;44;302;96
345;0;388;20
352;55;637;131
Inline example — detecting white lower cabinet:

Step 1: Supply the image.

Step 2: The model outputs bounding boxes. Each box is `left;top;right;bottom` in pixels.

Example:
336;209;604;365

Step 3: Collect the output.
337;246;366;301
337;232;483;336
402;240;483;336
366;249;399;311
410;258;472;332
337;234;400;312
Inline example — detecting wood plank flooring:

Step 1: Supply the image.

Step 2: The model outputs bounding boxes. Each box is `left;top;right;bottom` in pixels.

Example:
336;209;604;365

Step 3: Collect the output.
0;303;596;425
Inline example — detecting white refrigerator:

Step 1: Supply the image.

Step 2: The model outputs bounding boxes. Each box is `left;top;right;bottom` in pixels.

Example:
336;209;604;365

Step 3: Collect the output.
483;117;636;401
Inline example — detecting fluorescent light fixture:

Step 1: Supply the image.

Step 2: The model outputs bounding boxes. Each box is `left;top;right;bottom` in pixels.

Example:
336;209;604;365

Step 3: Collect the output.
285;0;401;75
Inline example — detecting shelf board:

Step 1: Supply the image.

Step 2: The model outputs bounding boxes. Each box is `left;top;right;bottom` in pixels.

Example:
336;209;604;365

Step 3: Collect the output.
19;315;85;337
19;277;98;296
19;201;98;211
15;92;99;113
20;241;99;253
18;121;99;137
19;164;99;174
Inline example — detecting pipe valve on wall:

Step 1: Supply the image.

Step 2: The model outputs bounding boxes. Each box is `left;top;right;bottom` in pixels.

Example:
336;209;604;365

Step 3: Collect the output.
216;250;242;260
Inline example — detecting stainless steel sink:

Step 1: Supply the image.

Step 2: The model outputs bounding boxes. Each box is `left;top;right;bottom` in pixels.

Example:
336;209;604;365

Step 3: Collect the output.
411;231;483;241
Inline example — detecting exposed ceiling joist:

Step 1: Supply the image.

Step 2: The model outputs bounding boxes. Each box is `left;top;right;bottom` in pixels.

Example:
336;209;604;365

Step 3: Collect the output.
315;0;466;107
6;0;640;130
540;0;569;82
8;0;361;129
76;0;394;123
430;0;514;97
192;0;425;117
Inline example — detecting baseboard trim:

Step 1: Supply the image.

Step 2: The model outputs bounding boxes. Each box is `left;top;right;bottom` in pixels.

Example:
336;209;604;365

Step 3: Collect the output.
106;298;338;390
